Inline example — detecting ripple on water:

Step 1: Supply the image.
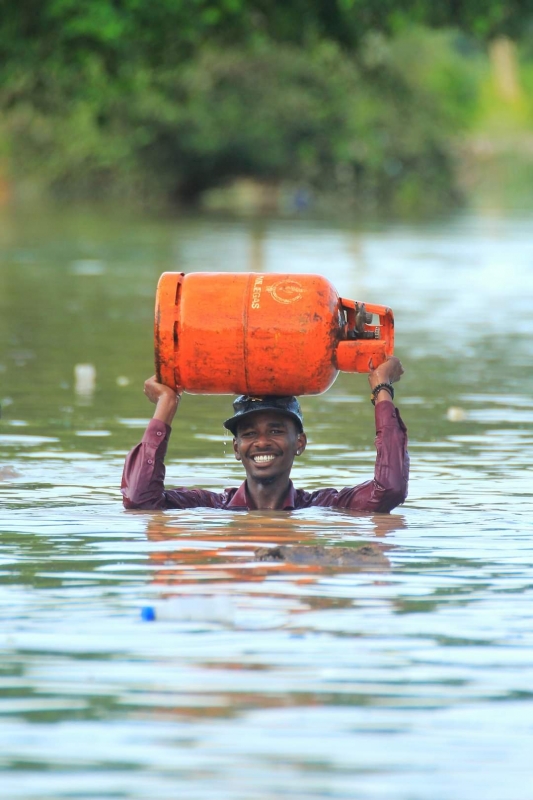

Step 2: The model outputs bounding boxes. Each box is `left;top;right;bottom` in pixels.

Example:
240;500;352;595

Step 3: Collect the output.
1;212;533;799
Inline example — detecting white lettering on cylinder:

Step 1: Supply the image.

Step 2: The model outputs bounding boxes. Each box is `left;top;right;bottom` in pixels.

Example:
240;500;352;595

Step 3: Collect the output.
251;275;264;309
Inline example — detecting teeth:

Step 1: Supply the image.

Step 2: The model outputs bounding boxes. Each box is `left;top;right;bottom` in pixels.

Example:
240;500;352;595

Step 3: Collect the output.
253;455;275;463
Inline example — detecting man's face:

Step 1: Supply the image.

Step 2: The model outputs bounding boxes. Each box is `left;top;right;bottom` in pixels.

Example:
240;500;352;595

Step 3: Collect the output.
232;411;307;483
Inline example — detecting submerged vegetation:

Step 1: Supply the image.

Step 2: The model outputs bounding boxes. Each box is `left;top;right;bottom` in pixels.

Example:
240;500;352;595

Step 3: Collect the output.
1;1;533;214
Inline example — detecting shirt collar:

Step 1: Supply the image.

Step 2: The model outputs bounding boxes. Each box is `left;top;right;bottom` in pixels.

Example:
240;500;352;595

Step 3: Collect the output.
227;480;297;510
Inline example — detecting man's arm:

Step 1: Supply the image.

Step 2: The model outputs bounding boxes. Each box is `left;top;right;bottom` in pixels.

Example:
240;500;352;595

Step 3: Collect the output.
333;400;409;513
121;377;238;511
308;357;409;513
144;375;181;426
120;377;181;510
345;356;408;511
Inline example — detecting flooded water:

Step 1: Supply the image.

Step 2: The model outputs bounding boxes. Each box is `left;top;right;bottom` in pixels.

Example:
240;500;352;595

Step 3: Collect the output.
1;206;533;799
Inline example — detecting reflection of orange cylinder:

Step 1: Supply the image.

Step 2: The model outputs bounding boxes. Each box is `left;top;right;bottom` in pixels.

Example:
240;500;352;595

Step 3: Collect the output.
155;272;394;395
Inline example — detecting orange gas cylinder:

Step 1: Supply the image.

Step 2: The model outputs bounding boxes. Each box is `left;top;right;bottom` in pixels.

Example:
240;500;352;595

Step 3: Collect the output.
155;272;394;396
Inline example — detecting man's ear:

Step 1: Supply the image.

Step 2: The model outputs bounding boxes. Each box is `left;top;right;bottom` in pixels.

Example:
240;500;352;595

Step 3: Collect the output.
295;432;307;456
233;437;242;461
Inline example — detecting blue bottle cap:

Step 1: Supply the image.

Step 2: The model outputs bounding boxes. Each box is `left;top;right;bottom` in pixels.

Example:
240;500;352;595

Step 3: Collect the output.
140;605;156;621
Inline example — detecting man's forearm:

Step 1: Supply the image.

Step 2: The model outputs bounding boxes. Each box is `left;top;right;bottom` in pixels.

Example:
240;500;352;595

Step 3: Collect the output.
152;393;180;425
121;419;171;509
372;401;409;510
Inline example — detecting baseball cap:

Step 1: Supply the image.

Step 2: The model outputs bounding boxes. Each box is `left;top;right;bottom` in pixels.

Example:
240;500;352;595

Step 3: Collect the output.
224;395;304;436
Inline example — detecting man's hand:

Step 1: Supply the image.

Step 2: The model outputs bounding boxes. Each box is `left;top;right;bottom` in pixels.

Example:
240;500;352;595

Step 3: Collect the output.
368;356;404;404
144;376;182;425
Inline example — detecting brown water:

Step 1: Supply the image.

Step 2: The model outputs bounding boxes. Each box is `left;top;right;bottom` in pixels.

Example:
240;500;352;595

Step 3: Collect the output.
1;206;533;799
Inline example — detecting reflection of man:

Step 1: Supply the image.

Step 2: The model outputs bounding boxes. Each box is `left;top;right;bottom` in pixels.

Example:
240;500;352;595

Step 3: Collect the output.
121;356;408;512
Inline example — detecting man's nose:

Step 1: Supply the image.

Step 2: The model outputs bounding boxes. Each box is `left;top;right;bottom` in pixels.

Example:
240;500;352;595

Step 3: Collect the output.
254;430;273;447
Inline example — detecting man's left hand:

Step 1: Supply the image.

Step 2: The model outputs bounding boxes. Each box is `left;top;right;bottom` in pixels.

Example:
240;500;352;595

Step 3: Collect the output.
368;356;404;389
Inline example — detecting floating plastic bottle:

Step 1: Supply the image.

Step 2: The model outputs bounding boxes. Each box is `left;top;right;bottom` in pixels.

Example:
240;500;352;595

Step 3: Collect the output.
140;596;286;629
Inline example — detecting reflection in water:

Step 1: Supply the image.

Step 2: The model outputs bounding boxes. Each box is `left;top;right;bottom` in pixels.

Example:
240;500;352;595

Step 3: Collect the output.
144;513;395;591
135;511;398;723
1;209;533;800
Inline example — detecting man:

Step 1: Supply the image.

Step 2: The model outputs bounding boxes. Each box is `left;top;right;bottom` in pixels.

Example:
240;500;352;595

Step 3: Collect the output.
121;356;408;512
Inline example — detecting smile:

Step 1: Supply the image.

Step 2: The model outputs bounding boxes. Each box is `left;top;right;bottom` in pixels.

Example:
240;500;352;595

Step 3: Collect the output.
252;454;276;463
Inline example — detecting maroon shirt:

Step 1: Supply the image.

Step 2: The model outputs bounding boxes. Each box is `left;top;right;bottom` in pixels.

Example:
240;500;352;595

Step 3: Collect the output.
121;400;409;513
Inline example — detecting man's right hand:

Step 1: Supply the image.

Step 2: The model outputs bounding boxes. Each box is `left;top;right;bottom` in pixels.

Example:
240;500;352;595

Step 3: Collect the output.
144;376;182;425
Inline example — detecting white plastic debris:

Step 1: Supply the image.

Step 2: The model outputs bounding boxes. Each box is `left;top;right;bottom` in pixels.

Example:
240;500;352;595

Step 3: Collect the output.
446;406;467;422
74;364;96;397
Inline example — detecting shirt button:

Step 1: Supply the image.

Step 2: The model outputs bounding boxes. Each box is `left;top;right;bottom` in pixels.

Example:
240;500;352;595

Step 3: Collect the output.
147;459;153;465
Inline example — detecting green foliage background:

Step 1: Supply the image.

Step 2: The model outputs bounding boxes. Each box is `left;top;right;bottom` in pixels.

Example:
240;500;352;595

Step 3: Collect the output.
1;0;533;214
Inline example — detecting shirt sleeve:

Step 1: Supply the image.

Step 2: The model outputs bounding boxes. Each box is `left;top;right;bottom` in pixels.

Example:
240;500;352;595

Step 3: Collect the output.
312;401;409;513
121;419;171;509
121;419;228;510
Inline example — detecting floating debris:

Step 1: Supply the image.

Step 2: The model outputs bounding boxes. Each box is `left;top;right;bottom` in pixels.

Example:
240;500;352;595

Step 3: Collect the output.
141;595;234;623
74;364;96;397
446;406;468;422
255;544;389;569
0;466;21;481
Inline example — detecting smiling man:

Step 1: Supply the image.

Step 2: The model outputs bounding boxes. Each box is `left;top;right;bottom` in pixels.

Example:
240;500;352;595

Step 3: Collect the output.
121;357;408;512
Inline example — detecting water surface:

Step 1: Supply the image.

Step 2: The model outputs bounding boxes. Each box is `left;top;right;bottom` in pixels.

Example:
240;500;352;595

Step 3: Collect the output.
1;207;533;799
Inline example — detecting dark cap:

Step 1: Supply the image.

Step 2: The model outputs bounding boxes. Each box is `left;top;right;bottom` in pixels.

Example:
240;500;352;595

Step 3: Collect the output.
224;395;304;436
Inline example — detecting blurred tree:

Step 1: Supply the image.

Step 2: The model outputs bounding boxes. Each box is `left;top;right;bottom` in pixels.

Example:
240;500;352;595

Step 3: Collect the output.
2;0;533;70
1;0;531;211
